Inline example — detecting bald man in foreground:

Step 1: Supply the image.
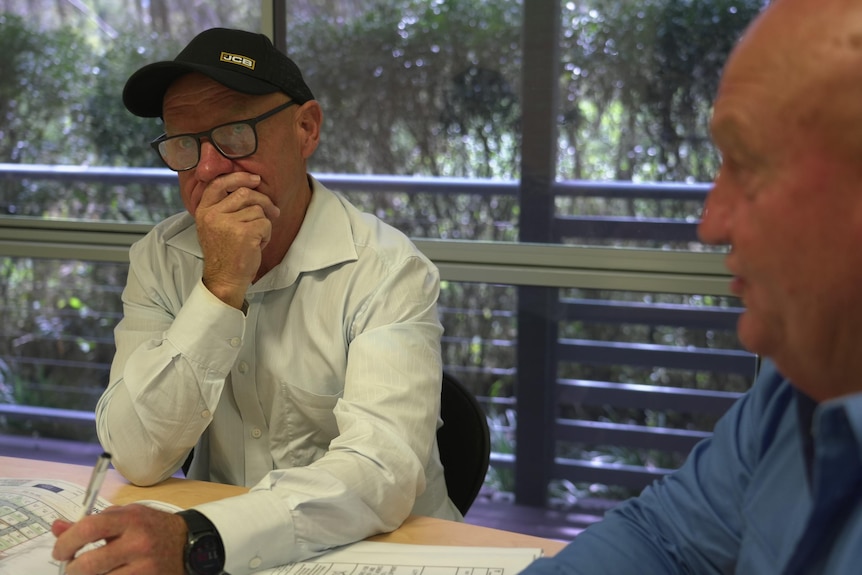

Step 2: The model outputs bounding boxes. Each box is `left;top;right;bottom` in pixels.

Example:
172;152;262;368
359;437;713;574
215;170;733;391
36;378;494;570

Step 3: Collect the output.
521;0;862;573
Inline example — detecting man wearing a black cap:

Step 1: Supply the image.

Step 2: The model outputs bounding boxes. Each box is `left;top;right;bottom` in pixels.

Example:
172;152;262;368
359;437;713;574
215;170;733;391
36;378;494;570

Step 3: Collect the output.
51;28;460;575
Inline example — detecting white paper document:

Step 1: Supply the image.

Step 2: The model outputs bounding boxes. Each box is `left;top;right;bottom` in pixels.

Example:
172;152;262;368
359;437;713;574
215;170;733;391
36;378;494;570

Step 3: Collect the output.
255;541;543;575
0;477;541;575
0;477;112;575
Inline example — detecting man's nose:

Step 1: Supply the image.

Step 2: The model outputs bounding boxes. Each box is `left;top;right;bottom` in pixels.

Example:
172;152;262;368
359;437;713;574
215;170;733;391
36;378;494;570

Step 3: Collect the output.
195;140;233;181
697;186;731;246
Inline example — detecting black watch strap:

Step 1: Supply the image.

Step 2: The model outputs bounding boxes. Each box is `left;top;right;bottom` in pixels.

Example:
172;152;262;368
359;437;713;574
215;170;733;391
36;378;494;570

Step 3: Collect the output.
178;509;227;575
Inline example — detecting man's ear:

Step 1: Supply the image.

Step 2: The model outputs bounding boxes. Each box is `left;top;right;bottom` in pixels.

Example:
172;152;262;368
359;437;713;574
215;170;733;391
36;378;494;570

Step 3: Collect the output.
296;100;322;159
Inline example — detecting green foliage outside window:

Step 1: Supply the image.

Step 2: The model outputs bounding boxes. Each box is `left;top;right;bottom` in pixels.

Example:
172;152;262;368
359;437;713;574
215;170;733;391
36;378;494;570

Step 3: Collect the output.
0;0;764;503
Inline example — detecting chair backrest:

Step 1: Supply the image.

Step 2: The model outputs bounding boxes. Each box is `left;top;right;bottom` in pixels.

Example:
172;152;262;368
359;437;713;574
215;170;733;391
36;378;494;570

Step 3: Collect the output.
437;371;491;516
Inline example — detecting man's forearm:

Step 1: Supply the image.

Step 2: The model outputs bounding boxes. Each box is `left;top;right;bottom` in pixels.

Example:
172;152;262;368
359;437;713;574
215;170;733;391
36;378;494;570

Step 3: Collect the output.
96;350;223;485
98;281;244;485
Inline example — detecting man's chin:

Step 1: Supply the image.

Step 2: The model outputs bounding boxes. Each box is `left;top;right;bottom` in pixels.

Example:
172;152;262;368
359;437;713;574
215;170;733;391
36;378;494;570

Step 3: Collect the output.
735;311;772;357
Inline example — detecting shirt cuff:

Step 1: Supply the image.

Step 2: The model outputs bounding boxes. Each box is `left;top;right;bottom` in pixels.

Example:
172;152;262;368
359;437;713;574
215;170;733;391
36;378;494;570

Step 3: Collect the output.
194;491;297;575
164;280;246;375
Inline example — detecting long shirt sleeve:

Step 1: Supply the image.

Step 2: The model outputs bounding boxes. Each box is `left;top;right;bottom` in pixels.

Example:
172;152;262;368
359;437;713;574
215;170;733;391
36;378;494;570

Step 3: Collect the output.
96;179;461;574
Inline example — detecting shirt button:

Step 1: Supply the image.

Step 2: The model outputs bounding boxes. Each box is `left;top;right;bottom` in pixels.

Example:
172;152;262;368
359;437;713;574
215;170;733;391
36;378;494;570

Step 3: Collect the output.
251;428;262;439
238;361;249;374
249;557;262;569
230;337;241;348
201;410;211;419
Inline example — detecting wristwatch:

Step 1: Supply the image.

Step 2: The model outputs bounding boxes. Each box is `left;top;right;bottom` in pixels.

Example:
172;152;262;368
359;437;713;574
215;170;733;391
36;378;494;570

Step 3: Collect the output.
177;509;227;575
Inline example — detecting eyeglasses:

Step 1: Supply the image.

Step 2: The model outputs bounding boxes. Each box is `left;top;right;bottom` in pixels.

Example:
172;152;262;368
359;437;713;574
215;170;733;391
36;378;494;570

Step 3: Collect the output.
150;100;298;171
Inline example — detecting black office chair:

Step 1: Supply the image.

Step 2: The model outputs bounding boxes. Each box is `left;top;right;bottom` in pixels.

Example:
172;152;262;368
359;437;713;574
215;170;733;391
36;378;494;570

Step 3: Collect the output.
437;371;491;516
182;371;492;516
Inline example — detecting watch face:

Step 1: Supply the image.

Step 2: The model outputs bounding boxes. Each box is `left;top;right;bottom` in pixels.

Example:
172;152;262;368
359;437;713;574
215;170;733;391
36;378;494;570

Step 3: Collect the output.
188;533;224;575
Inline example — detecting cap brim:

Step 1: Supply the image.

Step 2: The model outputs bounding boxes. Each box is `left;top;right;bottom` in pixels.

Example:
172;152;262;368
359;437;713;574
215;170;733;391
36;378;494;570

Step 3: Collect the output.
122;61;280;118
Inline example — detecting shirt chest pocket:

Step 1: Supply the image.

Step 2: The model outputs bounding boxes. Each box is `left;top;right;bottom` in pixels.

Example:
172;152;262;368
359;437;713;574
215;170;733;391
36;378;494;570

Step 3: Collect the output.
268;380;343;467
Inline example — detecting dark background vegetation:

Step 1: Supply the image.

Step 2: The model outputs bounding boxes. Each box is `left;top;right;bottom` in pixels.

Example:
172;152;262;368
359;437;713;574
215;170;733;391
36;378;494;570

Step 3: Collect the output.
0;0;763;501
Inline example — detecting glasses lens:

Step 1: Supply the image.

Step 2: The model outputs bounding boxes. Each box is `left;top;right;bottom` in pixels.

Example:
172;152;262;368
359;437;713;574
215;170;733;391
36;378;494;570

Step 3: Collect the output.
159;136;199;171
211;122;257;158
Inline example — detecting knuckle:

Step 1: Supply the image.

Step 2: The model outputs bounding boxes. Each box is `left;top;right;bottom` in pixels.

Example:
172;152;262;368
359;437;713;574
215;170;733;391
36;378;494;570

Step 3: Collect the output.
127;534;157;556
77;520;104;542
71;550;103;574
197;206;213;221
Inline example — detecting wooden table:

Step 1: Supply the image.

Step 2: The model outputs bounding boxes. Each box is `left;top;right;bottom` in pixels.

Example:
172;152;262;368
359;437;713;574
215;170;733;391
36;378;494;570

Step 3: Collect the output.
1;455;566;556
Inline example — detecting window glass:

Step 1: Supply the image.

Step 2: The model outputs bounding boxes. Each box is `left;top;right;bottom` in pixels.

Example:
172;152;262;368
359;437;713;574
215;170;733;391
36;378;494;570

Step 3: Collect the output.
0;257;124;444
442;282;753;505
0;0;764;513
0;1;260;221
555;0;766;250
282;0;522;241
285;1;521;180
553;287;752;502
1;1;766;249
0;260;752;509
276;1;764;248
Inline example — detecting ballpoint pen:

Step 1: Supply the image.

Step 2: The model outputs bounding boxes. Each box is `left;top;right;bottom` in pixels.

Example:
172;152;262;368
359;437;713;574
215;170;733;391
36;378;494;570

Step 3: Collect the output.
58;452;112;575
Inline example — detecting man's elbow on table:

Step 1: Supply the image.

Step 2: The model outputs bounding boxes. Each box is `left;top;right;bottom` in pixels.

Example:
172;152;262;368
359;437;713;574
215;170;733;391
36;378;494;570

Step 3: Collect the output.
103;444;182;487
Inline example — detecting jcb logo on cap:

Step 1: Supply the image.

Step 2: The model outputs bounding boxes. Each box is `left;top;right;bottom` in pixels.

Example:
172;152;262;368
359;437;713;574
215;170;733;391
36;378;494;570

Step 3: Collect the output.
220;52;255;70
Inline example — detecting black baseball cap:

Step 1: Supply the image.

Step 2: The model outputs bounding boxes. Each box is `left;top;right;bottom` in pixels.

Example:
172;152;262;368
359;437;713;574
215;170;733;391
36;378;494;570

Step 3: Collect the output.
123;27;315;118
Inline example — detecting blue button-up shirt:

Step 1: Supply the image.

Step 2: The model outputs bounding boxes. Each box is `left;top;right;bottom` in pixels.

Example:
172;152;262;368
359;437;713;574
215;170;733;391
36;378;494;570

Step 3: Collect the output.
521;360;862;574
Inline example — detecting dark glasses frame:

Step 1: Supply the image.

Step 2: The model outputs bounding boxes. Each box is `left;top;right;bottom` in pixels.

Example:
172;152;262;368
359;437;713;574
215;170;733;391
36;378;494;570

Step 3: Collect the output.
150;100;298;171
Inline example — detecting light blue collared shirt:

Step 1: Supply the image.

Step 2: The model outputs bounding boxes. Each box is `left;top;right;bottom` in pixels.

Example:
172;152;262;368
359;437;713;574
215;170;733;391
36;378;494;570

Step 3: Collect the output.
522;359;862;574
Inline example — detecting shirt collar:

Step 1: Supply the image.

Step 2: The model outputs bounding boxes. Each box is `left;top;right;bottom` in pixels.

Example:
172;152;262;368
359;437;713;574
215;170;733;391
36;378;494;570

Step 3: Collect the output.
252;176;357;291
794;385;862;483
823;391;862;459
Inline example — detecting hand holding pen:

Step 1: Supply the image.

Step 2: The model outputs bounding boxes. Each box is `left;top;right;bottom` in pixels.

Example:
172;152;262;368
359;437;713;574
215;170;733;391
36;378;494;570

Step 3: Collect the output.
58;452;112;575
